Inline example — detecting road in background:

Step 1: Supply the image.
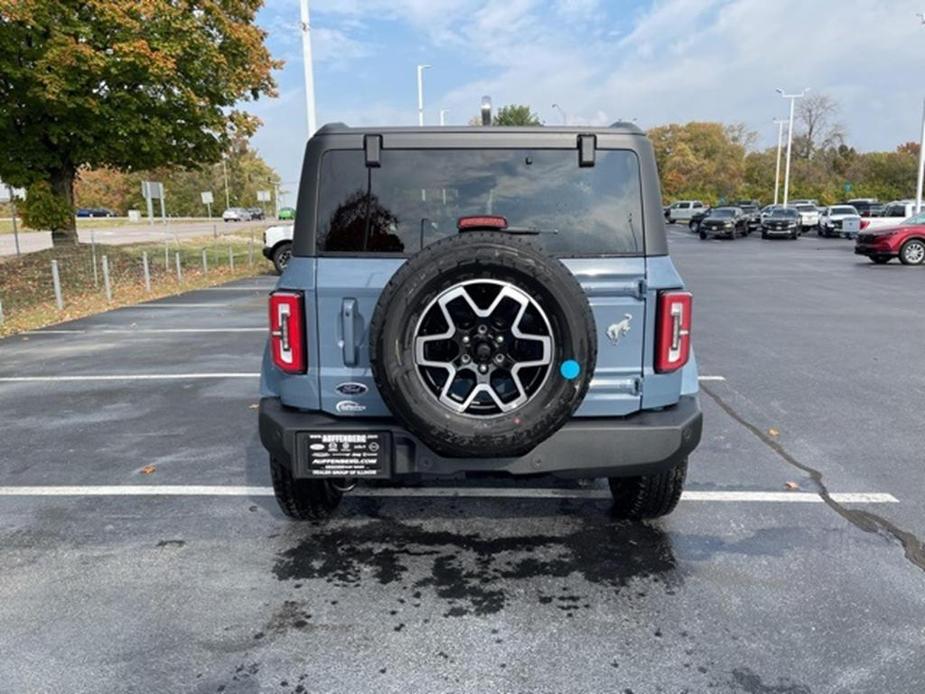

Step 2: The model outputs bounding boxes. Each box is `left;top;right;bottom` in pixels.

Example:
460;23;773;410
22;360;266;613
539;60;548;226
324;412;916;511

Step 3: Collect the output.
0;219;272;257
1;236;924;693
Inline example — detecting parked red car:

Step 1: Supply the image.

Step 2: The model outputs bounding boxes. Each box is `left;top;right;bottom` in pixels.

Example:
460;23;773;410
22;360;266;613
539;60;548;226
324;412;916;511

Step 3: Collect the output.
855;212;925;265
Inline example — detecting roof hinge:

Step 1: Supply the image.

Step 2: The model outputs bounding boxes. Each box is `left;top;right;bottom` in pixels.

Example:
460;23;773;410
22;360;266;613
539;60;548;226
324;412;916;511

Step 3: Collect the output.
578;133;596;167
364;134;381;167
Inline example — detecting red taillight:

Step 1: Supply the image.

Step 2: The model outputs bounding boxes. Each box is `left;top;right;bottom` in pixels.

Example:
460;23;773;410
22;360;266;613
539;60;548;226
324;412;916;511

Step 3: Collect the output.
860;219;870;230
269;291;306;374
655;291;692;374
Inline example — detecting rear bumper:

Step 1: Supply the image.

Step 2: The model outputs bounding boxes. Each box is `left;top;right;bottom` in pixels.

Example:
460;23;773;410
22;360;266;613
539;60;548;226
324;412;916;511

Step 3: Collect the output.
259;396;702;480
855;243;896;257
261;246;274;260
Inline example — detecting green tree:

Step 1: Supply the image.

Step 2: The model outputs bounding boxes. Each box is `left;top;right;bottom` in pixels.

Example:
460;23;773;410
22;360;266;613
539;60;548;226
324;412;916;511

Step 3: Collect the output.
0;0;280;243
493;105;542;126
648;122;752;204
20;180;71;230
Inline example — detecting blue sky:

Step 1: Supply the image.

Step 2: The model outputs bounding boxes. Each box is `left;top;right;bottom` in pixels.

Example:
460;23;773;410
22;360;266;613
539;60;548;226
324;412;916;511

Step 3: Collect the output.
247;0;925;203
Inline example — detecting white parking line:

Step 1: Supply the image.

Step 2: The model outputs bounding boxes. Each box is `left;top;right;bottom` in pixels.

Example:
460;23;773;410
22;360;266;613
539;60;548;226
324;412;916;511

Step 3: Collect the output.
698;376;726;382
201;286;276;292
21;328;265;335
0;373;260;382
0;486;899;503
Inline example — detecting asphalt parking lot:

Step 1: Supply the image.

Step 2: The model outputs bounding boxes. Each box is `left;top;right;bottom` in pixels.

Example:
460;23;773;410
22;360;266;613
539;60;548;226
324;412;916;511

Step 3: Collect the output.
1;229;924;694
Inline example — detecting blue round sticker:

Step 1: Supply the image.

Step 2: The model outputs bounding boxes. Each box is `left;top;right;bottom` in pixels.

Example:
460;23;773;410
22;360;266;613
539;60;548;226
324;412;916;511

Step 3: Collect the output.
560;360;580;380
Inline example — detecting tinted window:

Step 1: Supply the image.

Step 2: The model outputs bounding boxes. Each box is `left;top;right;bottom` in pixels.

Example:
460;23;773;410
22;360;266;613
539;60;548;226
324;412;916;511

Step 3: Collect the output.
795;205;815;212
830;206;858;215
316;149;644;256
887;205;907;217
708;209;735;218
770;209;799;219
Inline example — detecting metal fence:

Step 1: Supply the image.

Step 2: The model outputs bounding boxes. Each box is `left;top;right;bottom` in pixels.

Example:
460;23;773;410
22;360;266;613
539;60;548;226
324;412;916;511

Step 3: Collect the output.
0;233;268;332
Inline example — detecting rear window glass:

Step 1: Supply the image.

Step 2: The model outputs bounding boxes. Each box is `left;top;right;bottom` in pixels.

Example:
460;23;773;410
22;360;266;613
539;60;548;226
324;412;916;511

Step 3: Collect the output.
316;149;643;256
830;206;857;215
772;209;799;218
709;209;735;218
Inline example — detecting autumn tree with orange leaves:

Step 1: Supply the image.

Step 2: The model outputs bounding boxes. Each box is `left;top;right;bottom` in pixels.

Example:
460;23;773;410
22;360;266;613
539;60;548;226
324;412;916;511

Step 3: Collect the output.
0;0;280;243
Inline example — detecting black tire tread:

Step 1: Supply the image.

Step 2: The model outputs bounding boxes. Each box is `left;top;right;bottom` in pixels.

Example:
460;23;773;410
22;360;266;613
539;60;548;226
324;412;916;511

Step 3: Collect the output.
270;457;342;520
369;232;596;458
272;242;292;274
608;460;688;519
899;239;925;265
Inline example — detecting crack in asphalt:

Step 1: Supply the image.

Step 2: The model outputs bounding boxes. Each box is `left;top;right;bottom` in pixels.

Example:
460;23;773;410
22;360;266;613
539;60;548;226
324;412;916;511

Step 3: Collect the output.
701;384;925;573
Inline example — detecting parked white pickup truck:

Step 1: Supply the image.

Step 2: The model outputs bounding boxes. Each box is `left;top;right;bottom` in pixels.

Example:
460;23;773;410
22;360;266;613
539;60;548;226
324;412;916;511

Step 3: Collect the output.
665;200;706;223
861;200;921;231
819;205;862;238
262;224;294;274
793;203;820;231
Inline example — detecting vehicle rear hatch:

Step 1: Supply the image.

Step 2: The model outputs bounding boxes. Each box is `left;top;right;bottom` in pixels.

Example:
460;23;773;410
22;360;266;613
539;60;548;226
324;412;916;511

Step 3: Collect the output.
308;136;650;419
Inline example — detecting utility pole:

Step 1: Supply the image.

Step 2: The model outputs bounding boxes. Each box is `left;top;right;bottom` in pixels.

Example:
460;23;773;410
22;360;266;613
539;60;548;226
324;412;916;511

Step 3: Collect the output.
552;103;568;125
777;88;809;207
299;0;318;137
773;119;787;206
416;64;431;126
439;109;449;126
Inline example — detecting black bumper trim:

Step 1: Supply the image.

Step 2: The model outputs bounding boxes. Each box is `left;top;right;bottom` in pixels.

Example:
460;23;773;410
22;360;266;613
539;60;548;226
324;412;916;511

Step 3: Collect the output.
259;396;702;479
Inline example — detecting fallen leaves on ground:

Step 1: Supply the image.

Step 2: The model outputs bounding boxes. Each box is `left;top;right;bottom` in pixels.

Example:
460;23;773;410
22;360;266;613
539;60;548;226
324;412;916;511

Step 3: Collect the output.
768;427;780;438
784;481;800;490
140;465;157;475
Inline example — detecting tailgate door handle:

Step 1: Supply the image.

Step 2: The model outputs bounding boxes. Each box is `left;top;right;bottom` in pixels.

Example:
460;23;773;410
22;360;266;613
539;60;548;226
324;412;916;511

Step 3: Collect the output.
341;298;358;366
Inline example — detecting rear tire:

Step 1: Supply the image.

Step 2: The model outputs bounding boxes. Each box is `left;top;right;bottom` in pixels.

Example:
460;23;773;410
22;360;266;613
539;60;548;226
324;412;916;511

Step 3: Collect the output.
272;242;293;274
761;231;768;239
899;239;925;265
609;460;687;519
699;231;707;240
270;457;343;520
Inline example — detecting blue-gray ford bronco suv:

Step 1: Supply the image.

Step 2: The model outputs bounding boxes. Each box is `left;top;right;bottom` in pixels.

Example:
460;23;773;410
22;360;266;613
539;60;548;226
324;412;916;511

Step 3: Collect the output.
259;123;702;520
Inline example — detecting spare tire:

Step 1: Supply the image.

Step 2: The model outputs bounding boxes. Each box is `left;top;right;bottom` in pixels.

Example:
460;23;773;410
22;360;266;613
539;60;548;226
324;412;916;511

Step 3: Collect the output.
369;232;597;458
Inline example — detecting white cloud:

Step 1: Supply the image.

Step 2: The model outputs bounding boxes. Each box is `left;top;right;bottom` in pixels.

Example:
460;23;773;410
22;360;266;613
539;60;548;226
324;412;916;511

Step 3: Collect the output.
433;0;925;149
254;0;925;184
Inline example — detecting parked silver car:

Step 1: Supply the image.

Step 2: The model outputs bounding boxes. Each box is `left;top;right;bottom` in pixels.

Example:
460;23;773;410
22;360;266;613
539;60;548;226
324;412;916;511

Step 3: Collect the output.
222;207;253;222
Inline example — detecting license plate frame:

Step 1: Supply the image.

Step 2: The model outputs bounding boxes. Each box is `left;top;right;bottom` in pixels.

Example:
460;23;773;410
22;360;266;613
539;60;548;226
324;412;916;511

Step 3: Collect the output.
298;431;390;479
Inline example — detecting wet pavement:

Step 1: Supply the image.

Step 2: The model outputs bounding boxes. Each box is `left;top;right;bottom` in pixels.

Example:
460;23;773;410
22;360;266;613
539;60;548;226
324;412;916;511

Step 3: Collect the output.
1;233;924;693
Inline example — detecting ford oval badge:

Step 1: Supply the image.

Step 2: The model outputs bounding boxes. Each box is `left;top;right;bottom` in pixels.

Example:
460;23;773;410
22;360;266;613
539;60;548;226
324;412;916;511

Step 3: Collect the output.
335;382;368;396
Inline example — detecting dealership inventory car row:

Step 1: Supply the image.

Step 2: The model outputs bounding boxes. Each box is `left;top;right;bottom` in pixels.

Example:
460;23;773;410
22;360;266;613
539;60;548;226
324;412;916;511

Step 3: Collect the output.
664;198;925;264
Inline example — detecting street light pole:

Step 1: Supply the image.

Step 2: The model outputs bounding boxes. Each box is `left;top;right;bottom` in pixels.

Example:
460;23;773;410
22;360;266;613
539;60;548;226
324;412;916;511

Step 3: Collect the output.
299;0;318;138
773;119;787;206
551;103;568;125
777;88;809;207
416;64;431;126
916;97;925;214
439;109;449;126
